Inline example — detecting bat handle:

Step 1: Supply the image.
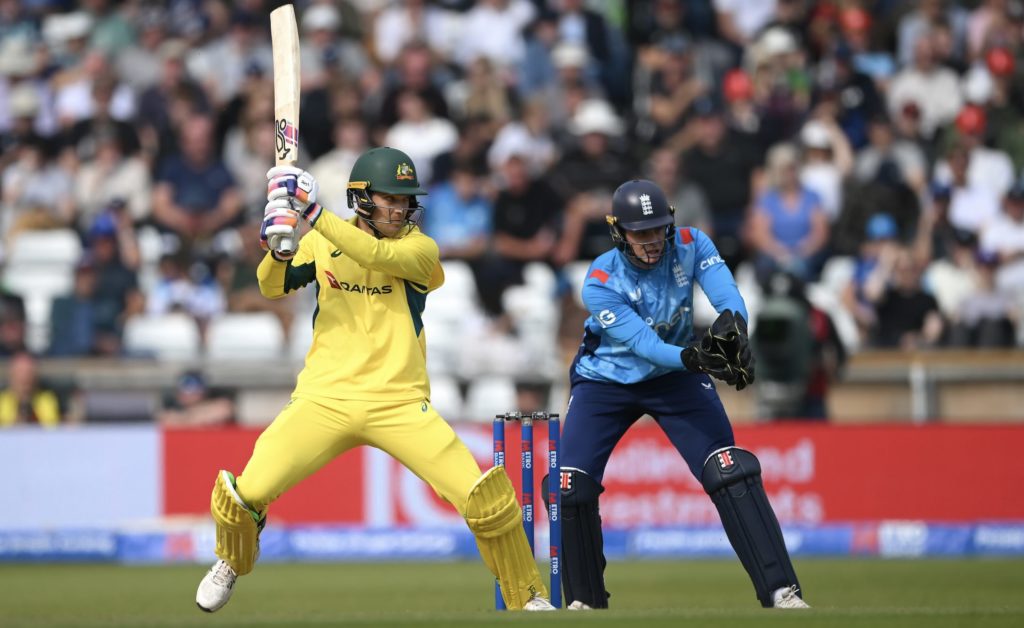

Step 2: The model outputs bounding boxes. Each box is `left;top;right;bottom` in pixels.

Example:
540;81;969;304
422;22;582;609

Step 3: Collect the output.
276;236;295;255
273;194;297;255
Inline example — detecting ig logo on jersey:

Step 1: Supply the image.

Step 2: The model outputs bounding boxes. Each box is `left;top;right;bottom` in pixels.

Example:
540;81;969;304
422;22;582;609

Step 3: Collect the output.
597;309;617;327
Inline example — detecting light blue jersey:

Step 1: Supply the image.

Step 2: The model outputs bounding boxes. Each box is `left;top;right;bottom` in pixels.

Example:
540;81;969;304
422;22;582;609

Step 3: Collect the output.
572;227;748;384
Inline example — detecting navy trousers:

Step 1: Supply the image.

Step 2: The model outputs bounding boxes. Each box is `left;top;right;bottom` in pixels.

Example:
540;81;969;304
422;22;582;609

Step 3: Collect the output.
561;370;735;483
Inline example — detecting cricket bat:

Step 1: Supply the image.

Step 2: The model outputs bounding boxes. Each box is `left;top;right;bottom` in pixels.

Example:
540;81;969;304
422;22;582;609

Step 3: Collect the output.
271;4;300;254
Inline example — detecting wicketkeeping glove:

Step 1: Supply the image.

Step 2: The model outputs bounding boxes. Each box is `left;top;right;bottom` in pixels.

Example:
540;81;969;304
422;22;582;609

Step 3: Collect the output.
681;310;755;391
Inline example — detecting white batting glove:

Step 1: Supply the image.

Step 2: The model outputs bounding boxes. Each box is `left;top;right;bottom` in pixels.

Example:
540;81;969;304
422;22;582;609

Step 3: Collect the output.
266;165;323;224
260;198;298;258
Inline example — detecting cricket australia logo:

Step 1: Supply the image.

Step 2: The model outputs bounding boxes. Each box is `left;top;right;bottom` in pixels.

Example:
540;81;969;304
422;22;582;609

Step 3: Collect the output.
639;193;653;215
395;162;415;181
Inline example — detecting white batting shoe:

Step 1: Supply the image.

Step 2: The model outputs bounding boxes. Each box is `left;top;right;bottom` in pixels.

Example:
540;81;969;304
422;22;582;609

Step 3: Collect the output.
523;594;556;611
196;560;237;612
568;600;593;610
772;585;810;609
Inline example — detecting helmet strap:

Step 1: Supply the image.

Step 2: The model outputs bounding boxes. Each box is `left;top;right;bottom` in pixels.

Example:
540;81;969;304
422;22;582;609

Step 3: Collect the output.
347;188;420;239
612;224;675;268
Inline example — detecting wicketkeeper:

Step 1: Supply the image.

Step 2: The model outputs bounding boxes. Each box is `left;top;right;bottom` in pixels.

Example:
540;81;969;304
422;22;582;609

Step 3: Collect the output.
554;179;809;610
195;147;554;612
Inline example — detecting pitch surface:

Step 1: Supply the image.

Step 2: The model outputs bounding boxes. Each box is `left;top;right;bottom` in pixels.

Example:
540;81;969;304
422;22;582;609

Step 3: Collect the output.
2;559;1021;627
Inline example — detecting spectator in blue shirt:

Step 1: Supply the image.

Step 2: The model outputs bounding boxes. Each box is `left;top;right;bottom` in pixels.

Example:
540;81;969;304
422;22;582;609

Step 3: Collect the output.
422;161;493;262
152;115;243;249
50;208;142;356
748;143;830;285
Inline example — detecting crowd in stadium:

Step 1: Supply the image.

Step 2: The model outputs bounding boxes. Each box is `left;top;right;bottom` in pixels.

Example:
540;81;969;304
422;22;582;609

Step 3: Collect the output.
2;0;1024;424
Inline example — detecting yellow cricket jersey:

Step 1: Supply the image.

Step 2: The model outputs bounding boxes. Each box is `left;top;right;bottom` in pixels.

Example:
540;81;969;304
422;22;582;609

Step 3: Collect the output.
0;390;61;427
257;212;444;403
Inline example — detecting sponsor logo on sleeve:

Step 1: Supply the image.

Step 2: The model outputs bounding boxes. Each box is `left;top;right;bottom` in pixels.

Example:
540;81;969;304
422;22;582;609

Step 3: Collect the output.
597;309;617;327
699;254;724;270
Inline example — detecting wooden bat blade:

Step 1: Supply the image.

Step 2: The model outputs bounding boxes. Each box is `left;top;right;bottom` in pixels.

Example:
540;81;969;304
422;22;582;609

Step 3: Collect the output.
270;4;300;254
271;4;300;166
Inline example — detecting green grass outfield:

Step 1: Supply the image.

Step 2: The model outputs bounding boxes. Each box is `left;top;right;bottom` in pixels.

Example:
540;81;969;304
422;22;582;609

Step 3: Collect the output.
1;559;1022;628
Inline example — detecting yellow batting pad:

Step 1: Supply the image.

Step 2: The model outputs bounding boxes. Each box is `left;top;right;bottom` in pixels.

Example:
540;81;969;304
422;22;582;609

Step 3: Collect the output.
210;470;263;576
464;467;548;610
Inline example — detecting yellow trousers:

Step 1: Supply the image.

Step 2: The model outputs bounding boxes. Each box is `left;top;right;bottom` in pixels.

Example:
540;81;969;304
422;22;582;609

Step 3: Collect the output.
236;396;481;515
224;395;547;608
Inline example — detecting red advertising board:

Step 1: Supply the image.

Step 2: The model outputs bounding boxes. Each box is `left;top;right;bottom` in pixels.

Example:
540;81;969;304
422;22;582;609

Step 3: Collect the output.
163;424;1024;525
163;428;367;523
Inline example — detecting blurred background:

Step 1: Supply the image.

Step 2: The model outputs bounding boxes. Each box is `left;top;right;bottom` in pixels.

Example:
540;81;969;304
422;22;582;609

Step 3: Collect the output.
0;0;1022;565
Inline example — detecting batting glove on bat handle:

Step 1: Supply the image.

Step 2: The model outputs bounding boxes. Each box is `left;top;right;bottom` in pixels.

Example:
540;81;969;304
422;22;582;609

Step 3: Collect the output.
261;202;299;260
267;166;323;225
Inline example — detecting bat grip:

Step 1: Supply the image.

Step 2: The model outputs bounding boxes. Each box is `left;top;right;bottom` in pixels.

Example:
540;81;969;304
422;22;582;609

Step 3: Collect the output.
276;236;295;255
274;195;297;255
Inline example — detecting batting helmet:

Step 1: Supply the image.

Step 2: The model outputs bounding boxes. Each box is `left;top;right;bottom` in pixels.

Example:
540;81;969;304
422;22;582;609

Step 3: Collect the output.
346;147;427;236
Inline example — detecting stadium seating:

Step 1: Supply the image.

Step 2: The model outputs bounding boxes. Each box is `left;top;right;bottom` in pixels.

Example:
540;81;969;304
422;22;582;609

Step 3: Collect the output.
7;229;81;266
235;388;294;426
3;264;75;354
523;262;557;297
3;230;82;352
428;375;463;421
134;226;166;293
464;375;517;422
422;285;489;378
564;260;592;307
548;379;570;415
502;285;560;378
123;313;201;361
206;313;286;361
436;259;477;305
808;256;860;352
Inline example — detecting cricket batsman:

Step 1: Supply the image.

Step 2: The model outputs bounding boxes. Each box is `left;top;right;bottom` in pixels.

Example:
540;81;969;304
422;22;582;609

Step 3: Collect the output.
555;179;809;610
195;147;554;612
